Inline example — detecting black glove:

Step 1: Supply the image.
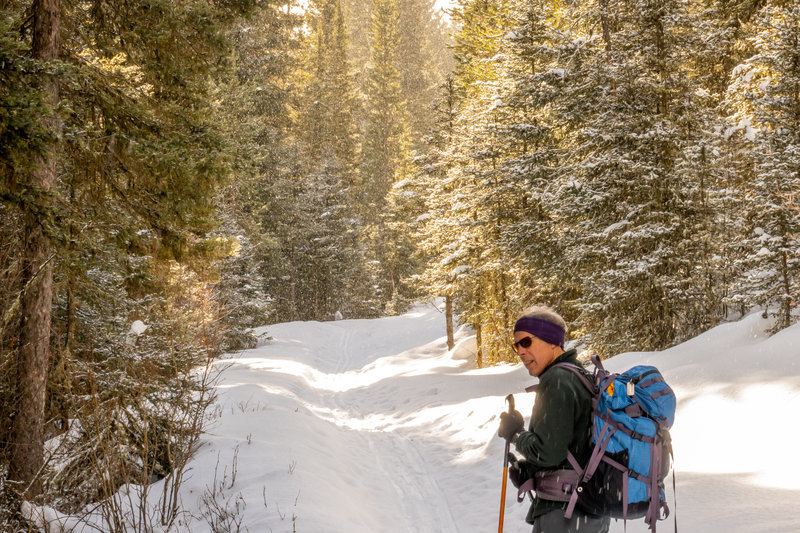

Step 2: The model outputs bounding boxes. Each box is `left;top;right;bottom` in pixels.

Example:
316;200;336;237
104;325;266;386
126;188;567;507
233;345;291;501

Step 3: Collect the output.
498;409;524;441
507;453;527;489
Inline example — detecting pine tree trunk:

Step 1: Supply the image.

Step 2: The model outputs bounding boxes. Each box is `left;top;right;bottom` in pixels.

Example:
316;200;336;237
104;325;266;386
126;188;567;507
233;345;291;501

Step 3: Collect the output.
780;249;791;329
599;0;615;96
445;294;454;350
475;321;483;368
10;0;60;498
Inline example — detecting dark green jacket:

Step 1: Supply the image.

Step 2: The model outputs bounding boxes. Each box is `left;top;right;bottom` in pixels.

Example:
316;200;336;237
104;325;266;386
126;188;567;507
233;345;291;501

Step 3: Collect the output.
513;349;593;523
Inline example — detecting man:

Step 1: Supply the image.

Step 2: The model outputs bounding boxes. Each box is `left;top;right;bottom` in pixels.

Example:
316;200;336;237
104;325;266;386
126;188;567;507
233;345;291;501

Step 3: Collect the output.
498;306;609;533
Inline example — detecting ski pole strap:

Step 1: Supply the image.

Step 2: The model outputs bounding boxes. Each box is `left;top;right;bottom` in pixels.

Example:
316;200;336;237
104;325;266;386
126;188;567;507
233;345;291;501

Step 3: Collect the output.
517;478;535;503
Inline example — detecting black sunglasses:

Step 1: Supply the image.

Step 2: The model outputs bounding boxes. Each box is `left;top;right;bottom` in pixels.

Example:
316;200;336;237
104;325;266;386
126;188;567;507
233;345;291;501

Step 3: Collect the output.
512;335;535;353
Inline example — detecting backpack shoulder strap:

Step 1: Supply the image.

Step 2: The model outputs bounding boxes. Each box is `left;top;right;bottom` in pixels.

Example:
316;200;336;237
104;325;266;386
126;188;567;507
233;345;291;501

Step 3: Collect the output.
589;354;606;374
550;362;597;395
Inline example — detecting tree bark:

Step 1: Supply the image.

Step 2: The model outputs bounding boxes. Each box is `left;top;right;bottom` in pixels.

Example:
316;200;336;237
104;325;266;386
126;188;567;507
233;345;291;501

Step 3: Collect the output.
10;0;60;498
445;294;454;350
598;0;616;96
475;321;483;369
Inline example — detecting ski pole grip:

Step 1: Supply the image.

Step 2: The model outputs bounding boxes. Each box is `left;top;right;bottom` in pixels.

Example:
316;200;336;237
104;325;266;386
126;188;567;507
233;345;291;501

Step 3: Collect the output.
505;393;514;412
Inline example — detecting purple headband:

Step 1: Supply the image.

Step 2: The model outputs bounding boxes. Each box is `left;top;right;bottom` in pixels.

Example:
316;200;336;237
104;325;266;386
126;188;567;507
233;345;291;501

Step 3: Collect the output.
514;316;565;348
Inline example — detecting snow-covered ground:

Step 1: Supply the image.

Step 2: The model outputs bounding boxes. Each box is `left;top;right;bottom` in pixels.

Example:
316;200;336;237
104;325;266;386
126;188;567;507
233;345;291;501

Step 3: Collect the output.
28;303;800;532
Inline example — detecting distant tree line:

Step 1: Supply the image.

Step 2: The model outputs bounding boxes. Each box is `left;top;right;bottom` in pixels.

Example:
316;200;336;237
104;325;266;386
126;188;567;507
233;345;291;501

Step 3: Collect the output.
217;0;452;325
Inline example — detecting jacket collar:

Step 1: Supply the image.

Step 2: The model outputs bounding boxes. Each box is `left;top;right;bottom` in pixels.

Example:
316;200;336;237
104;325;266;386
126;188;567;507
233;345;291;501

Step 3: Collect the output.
540;348;579;377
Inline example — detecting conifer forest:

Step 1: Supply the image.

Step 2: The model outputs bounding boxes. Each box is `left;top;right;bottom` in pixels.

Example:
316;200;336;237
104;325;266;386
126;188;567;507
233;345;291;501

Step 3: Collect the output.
1;0;799;529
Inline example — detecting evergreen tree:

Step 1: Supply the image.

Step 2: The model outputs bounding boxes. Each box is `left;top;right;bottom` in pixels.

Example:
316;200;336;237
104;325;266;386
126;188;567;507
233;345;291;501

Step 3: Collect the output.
722;4;800;329
341;0;374;91
396;0;453;145
343;0;452;146
6;0;61;496
540;0;709;354
1;0;267;503
298;0;360;177
416;0;518;364
358;0;416;311
495;0;575;320
417;0;800;361
414;76;461;347
261;0;376;320
212;1;306;324
361;0;413;212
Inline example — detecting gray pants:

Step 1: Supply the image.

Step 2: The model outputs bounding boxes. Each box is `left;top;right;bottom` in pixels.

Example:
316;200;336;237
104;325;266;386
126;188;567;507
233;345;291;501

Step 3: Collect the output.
531;509;610;533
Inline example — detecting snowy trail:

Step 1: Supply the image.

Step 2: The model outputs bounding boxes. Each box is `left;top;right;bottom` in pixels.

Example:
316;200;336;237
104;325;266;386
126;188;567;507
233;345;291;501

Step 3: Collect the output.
303;315;461;531
191;305;488;533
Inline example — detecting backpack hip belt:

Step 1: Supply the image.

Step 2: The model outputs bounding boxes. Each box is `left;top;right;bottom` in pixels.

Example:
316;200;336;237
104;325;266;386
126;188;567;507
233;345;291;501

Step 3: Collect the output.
516;468;580;504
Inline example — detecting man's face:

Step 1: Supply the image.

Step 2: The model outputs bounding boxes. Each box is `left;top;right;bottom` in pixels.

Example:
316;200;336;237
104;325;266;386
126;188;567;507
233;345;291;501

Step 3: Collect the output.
513;331;560;377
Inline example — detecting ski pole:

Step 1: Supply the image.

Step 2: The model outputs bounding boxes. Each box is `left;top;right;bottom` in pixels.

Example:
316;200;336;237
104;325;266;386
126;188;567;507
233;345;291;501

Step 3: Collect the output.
498;394;514;533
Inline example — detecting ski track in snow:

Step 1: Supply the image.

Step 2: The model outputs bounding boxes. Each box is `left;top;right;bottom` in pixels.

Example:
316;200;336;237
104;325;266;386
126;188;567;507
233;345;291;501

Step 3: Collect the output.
322;315;459;532
228;306;465;533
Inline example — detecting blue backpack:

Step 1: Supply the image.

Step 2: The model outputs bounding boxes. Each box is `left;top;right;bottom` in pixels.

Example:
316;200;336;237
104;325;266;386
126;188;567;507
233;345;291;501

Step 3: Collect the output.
554;356;676;531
